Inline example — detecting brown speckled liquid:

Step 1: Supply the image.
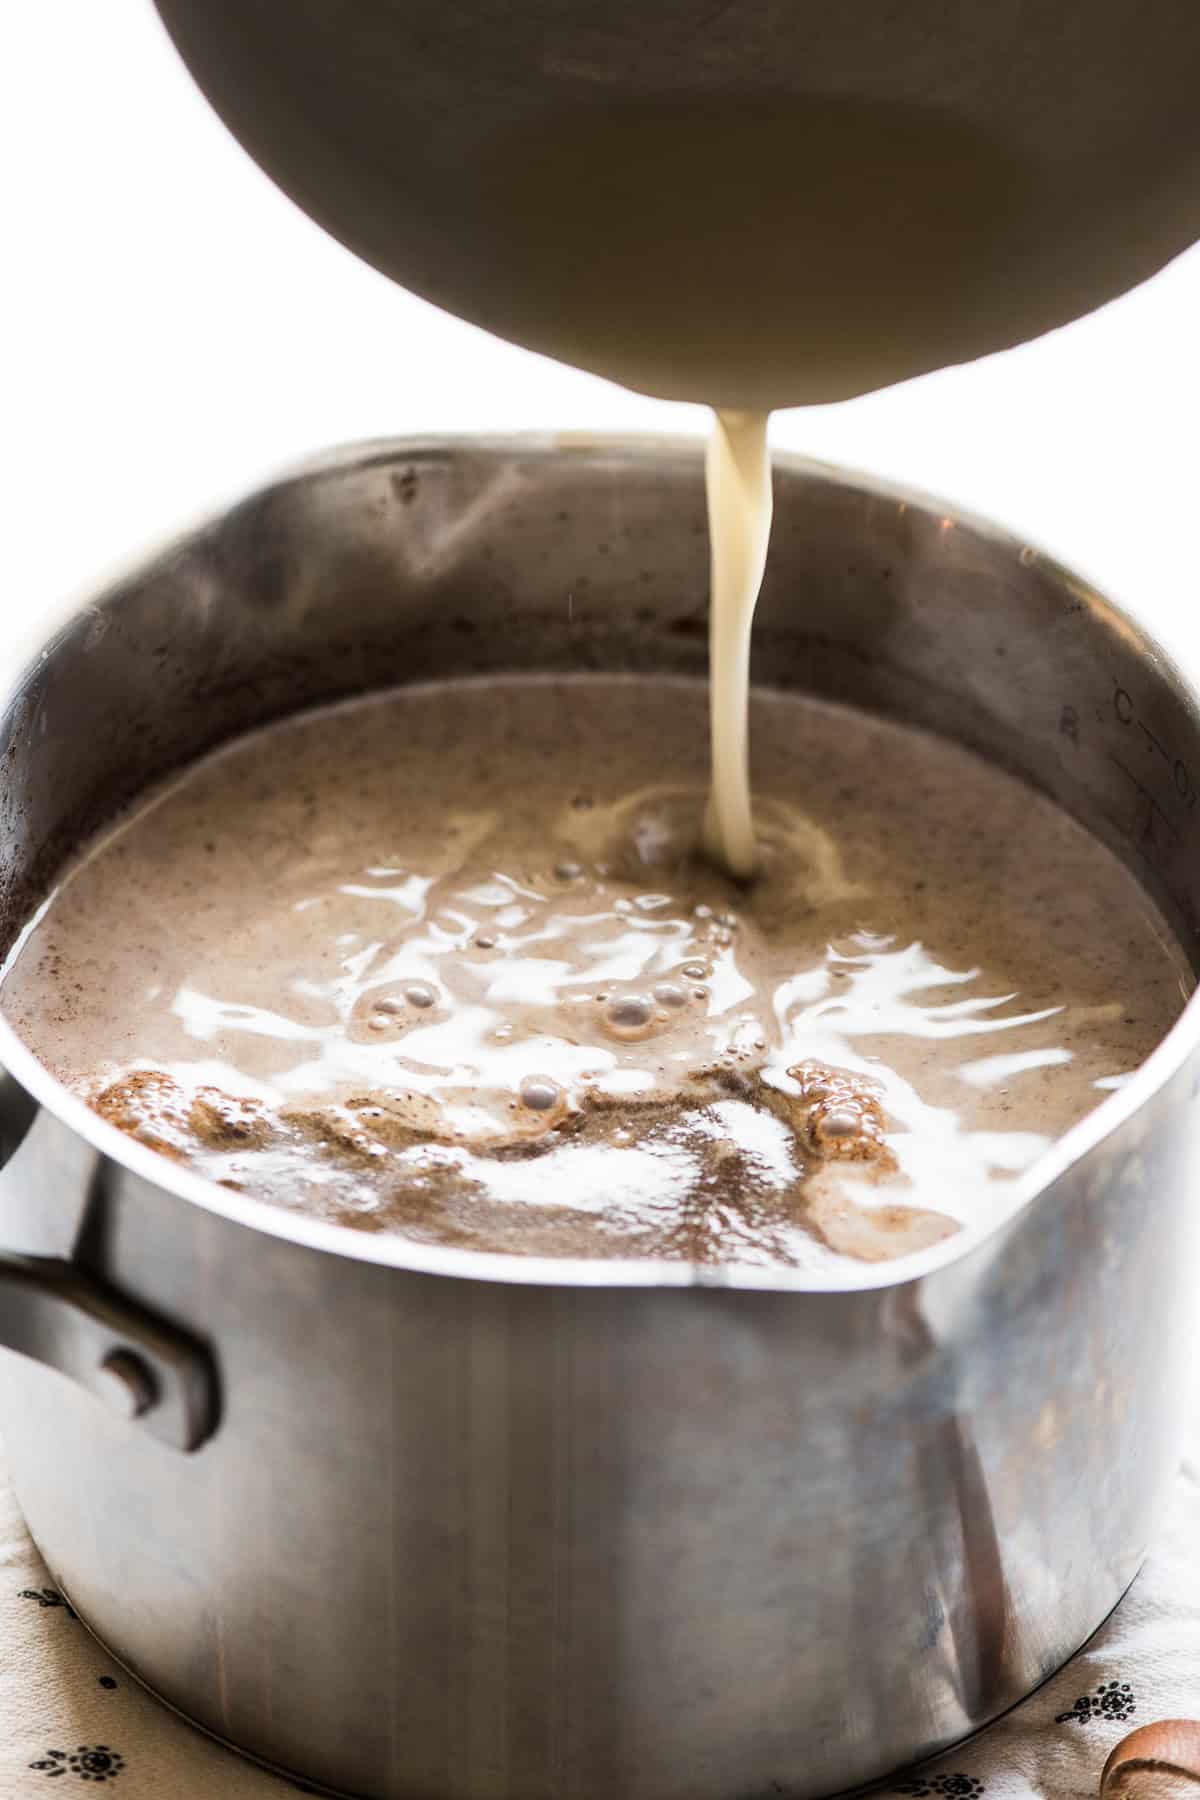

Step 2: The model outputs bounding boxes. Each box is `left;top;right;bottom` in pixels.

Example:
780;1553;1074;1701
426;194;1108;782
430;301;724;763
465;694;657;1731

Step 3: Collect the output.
1;676;1188;1275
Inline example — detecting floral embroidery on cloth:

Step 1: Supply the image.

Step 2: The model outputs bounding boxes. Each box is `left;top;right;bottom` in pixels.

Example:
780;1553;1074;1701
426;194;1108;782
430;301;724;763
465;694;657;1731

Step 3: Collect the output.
29;1747;125;1783
1056;1682;1137;1725
895;1773;986;1797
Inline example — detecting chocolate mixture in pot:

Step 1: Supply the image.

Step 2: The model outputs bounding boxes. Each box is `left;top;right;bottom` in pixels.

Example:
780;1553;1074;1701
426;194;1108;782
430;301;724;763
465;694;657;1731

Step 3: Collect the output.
1;676;1187;1274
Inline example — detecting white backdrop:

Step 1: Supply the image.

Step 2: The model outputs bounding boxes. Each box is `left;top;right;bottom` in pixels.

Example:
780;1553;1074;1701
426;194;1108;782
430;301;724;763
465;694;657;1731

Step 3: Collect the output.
7;0;1200;675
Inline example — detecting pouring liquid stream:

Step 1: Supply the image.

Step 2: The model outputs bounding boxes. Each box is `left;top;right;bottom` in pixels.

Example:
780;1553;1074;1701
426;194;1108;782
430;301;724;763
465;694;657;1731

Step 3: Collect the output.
704;409;773;879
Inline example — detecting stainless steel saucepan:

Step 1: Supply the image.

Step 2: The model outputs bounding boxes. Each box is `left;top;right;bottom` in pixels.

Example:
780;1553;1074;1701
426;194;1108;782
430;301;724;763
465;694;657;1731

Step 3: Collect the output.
0;437;1195;1799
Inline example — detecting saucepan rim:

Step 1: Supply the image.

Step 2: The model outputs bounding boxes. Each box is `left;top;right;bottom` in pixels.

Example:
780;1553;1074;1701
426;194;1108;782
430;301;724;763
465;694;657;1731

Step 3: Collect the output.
1;431;1195;1293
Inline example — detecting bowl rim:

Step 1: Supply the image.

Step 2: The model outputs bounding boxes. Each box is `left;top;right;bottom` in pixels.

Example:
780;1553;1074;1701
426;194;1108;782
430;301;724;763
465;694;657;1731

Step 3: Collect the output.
1;429;1195;1294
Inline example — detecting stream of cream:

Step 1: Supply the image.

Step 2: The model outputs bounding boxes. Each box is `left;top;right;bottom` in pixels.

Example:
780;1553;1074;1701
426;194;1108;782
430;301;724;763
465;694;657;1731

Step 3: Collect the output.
703;409;773;878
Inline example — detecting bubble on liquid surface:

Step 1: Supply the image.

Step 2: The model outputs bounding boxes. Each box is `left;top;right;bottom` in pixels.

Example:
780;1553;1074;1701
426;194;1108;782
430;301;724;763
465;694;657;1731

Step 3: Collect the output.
554;861;583;881
681;961;708;981
519;1075;562;1112
603;994;656;1039
404;982;437;1009
653;983;688;1009
819;1108;860;1138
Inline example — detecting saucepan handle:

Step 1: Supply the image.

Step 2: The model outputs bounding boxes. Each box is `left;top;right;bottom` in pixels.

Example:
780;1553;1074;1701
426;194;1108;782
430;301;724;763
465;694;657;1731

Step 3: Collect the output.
0;1249;217;1452
0;1077;218;1452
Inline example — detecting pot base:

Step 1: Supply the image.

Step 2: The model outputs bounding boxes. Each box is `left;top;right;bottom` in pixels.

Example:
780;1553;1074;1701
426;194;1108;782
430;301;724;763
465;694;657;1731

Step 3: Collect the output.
46;1551;1142;1800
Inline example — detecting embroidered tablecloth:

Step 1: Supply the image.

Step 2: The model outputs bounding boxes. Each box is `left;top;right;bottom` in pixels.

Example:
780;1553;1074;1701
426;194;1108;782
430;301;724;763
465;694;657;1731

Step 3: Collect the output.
1;1423;1196;1797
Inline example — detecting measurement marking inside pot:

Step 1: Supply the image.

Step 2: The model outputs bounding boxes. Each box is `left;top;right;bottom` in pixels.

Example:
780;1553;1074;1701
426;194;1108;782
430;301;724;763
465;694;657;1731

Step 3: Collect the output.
1107;753;1183;851
1112;680;1197;812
